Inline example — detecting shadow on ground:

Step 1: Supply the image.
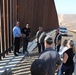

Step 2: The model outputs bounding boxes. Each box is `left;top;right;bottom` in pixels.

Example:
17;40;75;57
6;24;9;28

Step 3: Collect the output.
12;48;39;75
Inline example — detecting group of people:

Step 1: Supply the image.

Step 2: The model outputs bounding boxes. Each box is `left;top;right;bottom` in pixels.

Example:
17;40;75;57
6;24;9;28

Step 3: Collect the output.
13;23;76;75
31;35;61;75
30;28;76;75
55;29;75;75
13;22;31;56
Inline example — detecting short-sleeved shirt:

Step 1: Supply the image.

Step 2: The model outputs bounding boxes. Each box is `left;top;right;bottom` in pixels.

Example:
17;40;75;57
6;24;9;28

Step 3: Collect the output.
13;26;21;37
36;31;43;42
21;27;31;37
39;48;61;75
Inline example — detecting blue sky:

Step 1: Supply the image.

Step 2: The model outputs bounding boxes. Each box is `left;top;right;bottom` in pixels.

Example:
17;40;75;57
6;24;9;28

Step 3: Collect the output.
54;0;76;14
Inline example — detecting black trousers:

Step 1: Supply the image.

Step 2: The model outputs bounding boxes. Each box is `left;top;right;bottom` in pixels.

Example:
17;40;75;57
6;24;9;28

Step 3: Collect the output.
41;42;45;52
37;42;45;53
37;42;41;53
14;37;20;54
23;37;29;53
57;44;61;52
55;44;61;52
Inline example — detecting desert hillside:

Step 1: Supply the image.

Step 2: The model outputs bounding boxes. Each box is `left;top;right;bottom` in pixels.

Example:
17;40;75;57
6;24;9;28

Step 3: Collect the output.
58;14;76;30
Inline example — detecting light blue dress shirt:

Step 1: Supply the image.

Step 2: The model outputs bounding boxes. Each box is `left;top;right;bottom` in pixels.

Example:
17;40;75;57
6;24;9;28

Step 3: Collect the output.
13;26;21;37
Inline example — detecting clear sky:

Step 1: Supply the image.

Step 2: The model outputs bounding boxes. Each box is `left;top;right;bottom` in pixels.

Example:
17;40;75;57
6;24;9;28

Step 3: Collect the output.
54;0;76;14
